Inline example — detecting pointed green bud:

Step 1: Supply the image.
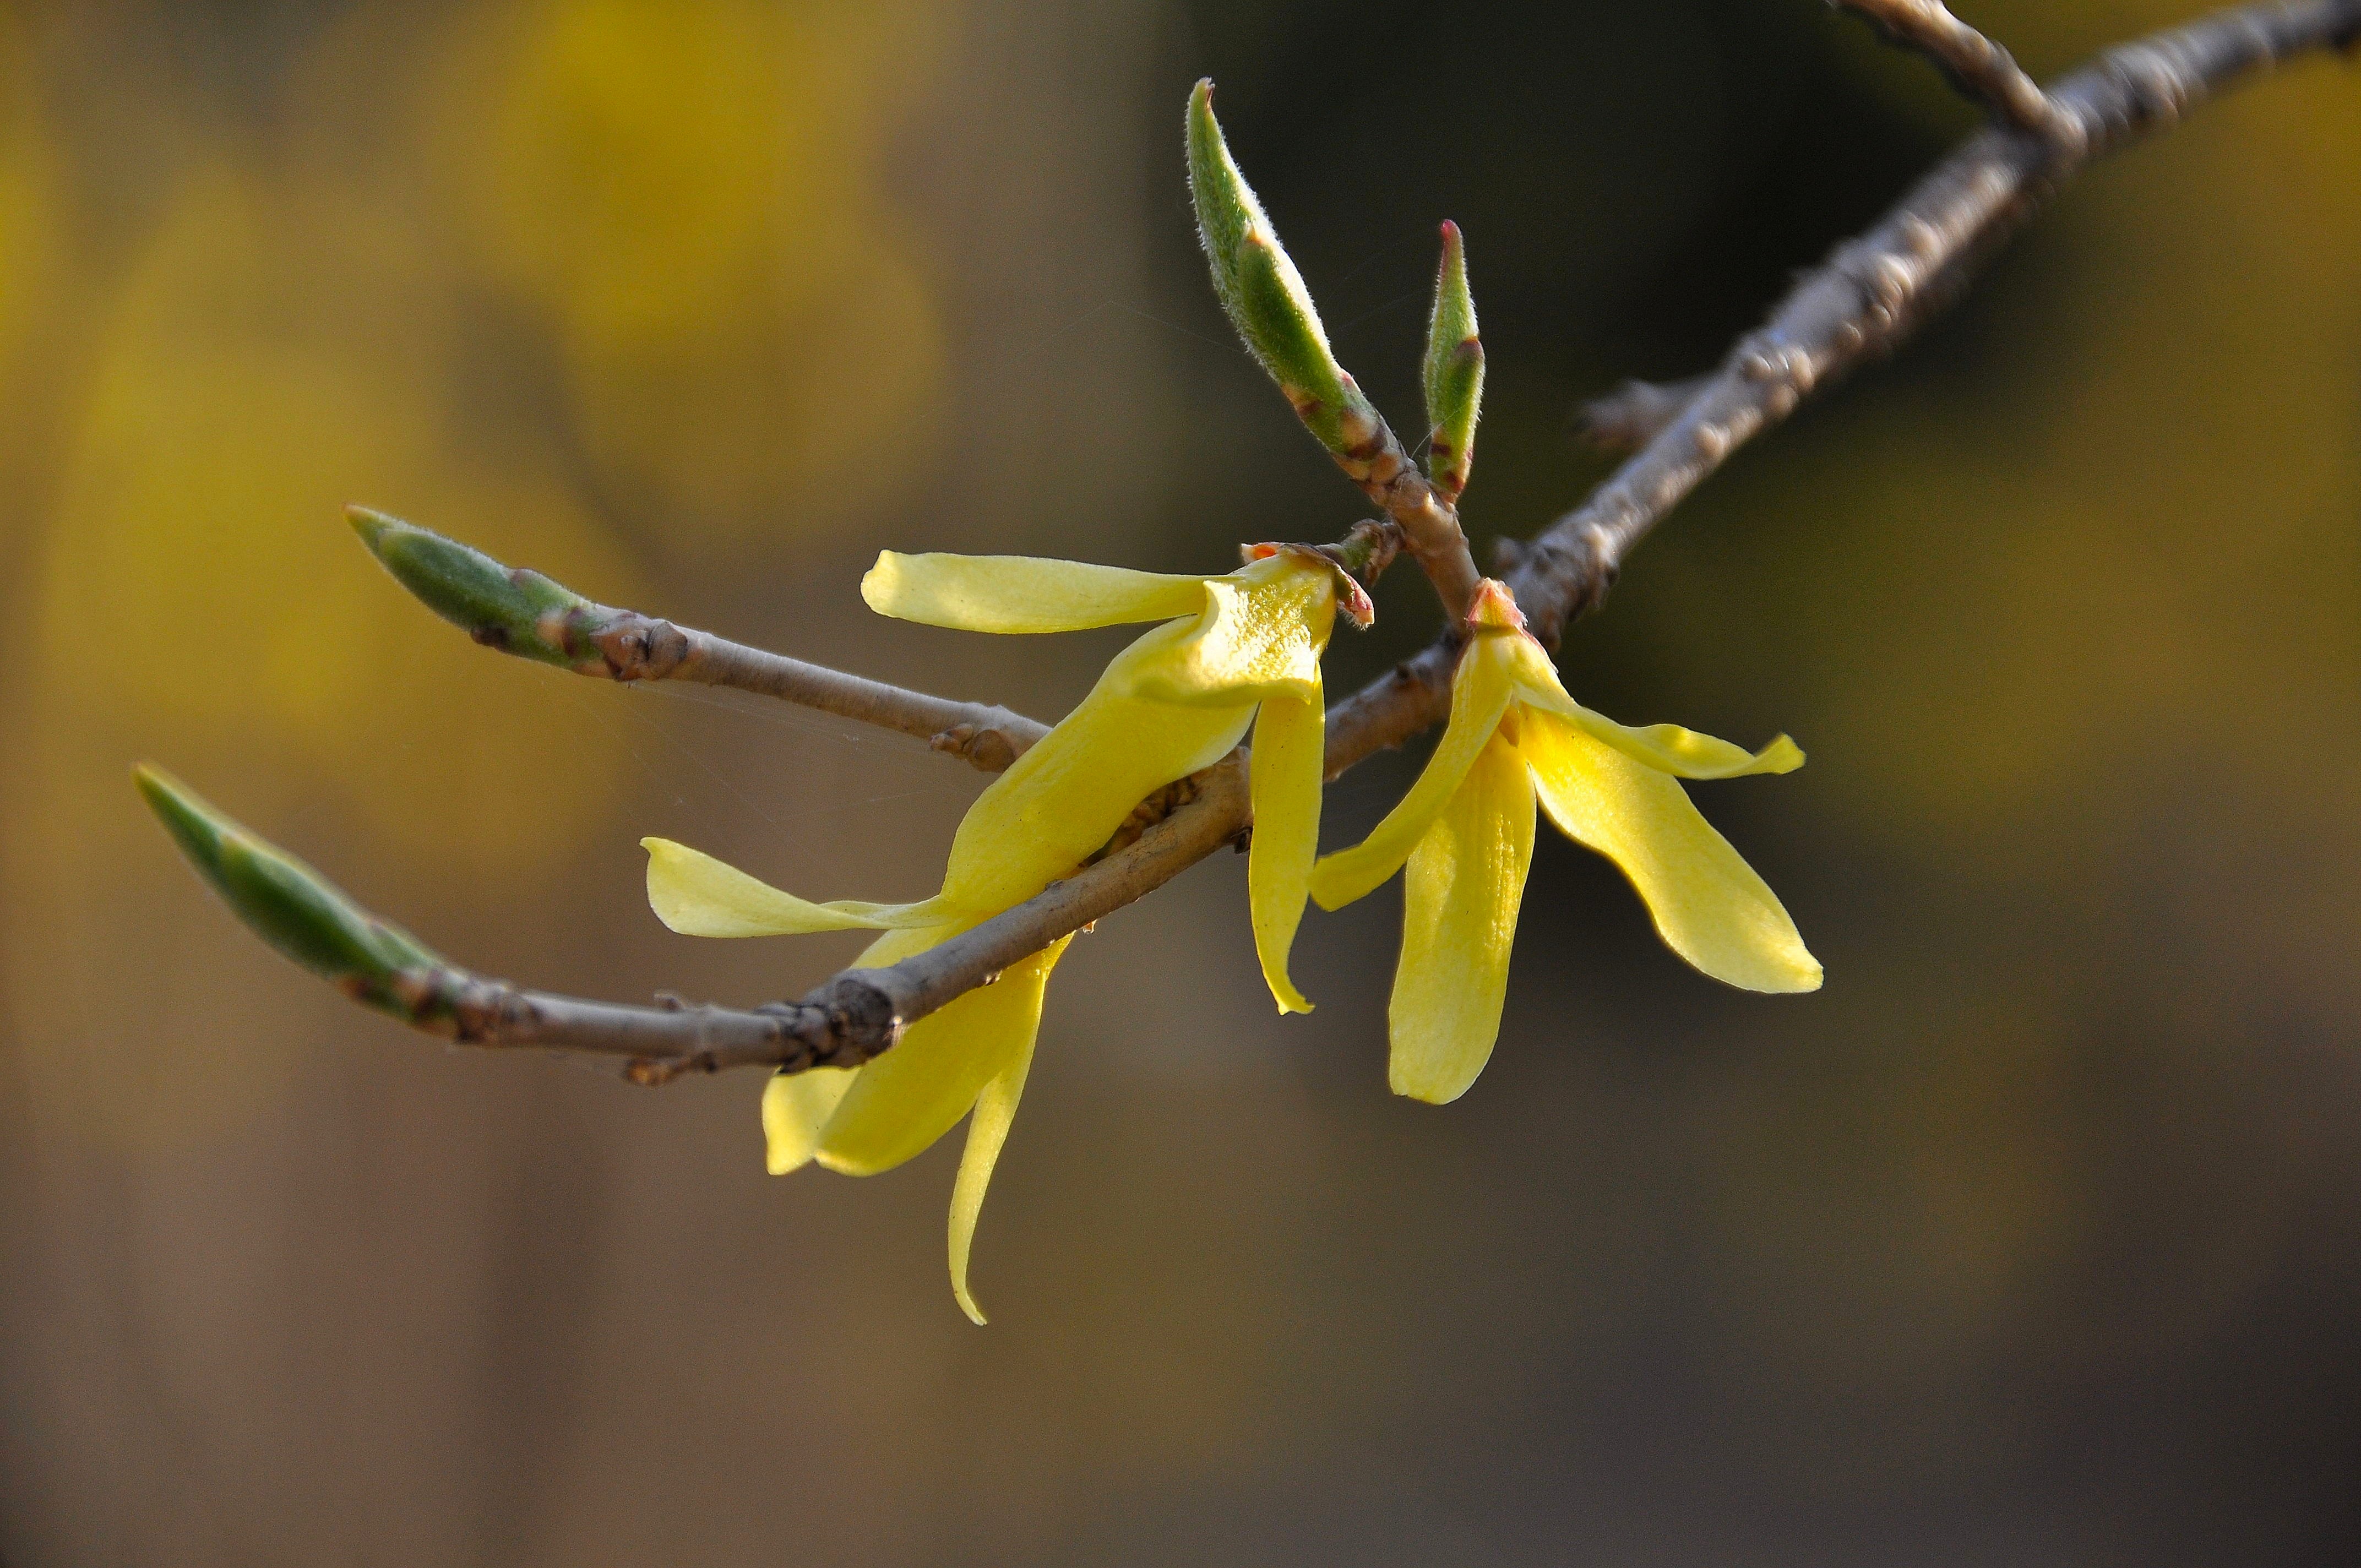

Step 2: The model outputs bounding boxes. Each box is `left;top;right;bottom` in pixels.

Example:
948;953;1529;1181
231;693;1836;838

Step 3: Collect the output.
1186;80;1384;464
1421;221;1484;500
135;764;451;1019
349;505;604;671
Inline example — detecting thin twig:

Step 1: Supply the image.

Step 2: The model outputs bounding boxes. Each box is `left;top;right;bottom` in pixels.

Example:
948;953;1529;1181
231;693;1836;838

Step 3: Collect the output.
353;509;1048;771
1835;0;2086;148
1575;376;1717;455
1511;0;2361;640
1329;405;1485;619
295;0;2357;1082
597;614;1047;772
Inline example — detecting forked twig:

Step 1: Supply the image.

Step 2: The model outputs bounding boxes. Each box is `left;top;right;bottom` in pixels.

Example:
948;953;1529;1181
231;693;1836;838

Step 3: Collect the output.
1836;0;2086;148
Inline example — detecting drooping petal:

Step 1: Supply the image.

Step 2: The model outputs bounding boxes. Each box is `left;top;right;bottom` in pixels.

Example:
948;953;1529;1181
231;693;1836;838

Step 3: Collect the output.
1502;636;1803;778
1120;554;1335;705
1387;735;1536;1104
814;938;1069;1178
642;837;943;937
947;1025;1038;1326
863;552;1211;633
1308;632;1518;911
937;656;1255;913
760;924;945;1174
1550;709;1802;778
1521;711;1821;993
1247;682;1324;1014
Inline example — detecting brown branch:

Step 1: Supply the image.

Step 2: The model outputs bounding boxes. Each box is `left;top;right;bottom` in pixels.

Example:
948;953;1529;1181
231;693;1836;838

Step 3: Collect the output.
322;0;2355;1084
1575;376;1717;455
353;509;1049;771
624;760;1255;1082
599;614;1046;772
1835;0;2086;148
290;759;1255;1087
1326;403;1484;619
1510;0;2361;640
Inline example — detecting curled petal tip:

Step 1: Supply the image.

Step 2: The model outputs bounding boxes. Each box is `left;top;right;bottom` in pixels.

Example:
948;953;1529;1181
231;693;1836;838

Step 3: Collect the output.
1335;576;1374;629
1465;578;1525;632
1253;541;1375;628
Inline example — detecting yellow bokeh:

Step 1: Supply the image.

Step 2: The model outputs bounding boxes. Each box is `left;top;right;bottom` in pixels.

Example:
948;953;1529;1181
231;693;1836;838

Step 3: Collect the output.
2;3;2357;1556
6;159;646;1148
430;0;951;533
0;7;51;372
32;162;641;862
0;0;961;1157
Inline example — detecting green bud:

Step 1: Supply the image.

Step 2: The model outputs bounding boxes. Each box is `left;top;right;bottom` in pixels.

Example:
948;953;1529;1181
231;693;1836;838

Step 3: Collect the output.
348;506;599;669
1186;80;1383;461
135;764;449;1019
1422;221;1484;500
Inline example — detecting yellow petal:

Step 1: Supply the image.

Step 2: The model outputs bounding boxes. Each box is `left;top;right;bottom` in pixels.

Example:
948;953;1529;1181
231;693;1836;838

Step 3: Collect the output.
1502;637;1802;778
948;1031;1035;1326
1308;633;1517;911
814;937;1070;1177
937;656;1254;913
643;837;942;937
759;925;944;1174
1521;711;1821;993
921;555;1335;913
762;1068;858;1174
1119;554;1335;705
1388;735;1536;1104
862;552;1211;633
1247;683;1324;1014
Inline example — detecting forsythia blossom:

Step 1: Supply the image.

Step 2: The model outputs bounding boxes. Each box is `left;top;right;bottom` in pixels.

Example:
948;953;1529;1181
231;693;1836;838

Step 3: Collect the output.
643;546;1357;1319
1309;579;1819;1105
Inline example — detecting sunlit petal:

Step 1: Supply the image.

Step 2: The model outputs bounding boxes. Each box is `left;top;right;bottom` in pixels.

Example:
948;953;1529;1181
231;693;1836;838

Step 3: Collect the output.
938;654;1254;913
863;551;1210;633
1522;712;1821;993
763;1068;858;1174
1309;633;1517;911
1247;684;1324;1014
1388;736;1535;1104
642;837;942;937
759;925;943;1173
947;1021;1041;1326
1119;554;1335;705
1506;643;1802;778
814;939;1068;1178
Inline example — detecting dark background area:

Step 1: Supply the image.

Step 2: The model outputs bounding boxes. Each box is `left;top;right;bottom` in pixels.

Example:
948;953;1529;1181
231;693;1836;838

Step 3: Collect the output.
2;1;2358;1562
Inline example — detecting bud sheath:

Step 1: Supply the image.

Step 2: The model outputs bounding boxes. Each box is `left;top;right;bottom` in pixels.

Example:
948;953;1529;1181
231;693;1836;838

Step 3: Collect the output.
135;764;452;1020
349;506;608;672
1422;222;1484;500
1186;81;1384;463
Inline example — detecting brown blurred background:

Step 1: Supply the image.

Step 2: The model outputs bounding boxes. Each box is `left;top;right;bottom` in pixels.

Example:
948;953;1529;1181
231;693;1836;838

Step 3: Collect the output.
2;1;2358;1562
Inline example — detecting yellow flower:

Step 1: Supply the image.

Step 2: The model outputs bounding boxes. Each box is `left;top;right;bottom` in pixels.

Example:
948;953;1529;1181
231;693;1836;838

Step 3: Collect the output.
1309;579;1819;1105
640;546;1357;1319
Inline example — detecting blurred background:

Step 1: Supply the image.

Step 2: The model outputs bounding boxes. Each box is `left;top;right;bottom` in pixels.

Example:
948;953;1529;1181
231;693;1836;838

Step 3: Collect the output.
2;1;2357;1562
